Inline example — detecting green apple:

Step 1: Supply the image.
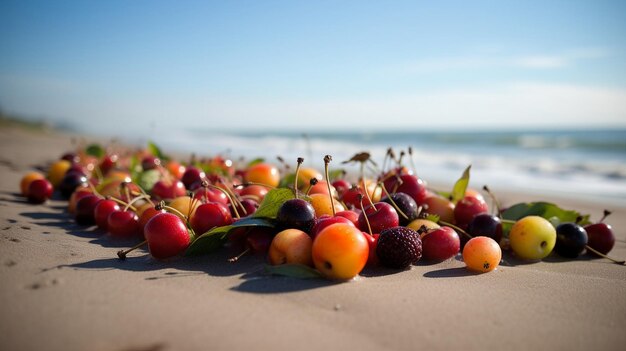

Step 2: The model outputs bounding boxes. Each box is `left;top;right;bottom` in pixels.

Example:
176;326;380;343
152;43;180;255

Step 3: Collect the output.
509;216;556;260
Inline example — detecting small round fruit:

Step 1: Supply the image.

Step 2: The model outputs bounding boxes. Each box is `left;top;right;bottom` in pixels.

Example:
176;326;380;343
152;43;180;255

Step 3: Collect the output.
20;172;45;196
554;223;588;258
47;160;72;187
463;236;502;273
309;193;345;217
144;212;191;259
421;226;460;261
245;163;280;188
27;178;53;204
376;226;422;269
312;223;369;280
585;222;615;256
509;216;556;260
276;198;316;232
268;229;313;266
407;218;440;233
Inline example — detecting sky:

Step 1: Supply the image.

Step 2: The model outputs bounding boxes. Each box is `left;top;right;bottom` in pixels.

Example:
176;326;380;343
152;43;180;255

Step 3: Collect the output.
1;0;626;134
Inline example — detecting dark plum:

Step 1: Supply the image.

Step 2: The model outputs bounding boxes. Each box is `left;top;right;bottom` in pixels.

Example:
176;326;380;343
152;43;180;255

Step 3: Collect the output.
276;198;316;233
465;213;503;247
555;223;588;258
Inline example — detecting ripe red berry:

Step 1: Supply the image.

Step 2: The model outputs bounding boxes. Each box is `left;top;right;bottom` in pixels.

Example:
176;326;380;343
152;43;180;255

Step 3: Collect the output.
144;213;191;259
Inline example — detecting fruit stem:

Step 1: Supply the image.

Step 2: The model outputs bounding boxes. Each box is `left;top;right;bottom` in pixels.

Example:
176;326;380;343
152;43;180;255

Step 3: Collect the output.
306;178;318;196
438;220;473;240
483;185;501;215
501;219;516;225
233;181;276;190
378;182;409;221
407;146;417;177
358;194;373;236
600;209;612;223
158;201;189;222
324;155;336;216
202;181;241;219
228;247;251;263
124;194;150;212
109;197;137;212
585;245;625;265
293;157;304;199
117;240;147;260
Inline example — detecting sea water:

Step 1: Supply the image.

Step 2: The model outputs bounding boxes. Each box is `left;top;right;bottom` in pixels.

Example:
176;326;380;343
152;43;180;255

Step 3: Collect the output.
122;128;626;207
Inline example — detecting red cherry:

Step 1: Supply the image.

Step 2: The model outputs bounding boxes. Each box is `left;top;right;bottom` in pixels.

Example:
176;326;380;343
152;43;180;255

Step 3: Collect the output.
144;213;191;259
585;223;615;256
331;179;351;198
384;174;428;205
151;180;186;201
94;199;121;230
181;166;206;189
363;232;380;267
27;178;53;204
454;196;489;228
421;226;461;261
341;186;371;209
193;186;229;205
75;195;102;226
189;202;233;235
335;210;360;227
358;202;399;234
138;206;165;237
108;210;141;238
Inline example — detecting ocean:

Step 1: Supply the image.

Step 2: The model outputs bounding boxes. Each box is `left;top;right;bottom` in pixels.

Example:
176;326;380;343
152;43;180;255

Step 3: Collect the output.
123;128;626;207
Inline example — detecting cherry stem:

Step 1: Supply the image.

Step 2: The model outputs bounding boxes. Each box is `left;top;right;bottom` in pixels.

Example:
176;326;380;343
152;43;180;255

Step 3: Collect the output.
600;210;612;223
483;185;501;215
397;151;405;169
359;162;376;211
124;194;150;212
378;182;409;221
233;181;276;190
117;240;147;260
228;247;251;263
324;155;336;216
585;245;625;265
159;201;188;222
438;220;473;240
293;157;304;199
306;177;318;196
358;194;373;236
408;147;417;177
109;197;137;212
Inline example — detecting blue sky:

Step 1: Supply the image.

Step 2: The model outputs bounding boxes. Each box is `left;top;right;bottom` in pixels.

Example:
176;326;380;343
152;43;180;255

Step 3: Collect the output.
1;0;626;133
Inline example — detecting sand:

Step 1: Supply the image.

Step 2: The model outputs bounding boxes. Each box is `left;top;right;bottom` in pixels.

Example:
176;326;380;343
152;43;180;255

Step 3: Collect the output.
1;125;625;351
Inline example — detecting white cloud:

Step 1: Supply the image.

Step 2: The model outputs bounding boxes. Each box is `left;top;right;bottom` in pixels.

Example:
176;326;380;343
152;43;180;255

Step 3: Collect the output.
396;47;608;73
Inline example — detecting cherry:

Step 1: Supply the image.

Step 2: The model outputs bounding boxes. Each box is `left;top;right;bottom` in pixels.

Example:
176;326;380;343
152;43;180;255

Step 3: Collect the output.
237;184;269;202
94;199;121;230
341;186;371;209
75;194;102;226
108;210;141;238
380;192;418;226
181;166;206;190
27;178;53;204
585;210;615;256
60;152;79;164
228;227;276;262
58;171;88;199
421;226;461;261
276;157;316;233
331;179;351;198
193;186;229;205
423;194;455;223
234;198;258;217
189;202;233;235
151;179;186;200
99;154;118;175
383;173;428;205
554;223;588;258
454;195;489;228
142;212;192;259
363;232;380;267
358;202;399;234
465;213;503;247
335;210;360;227
141;155;161;170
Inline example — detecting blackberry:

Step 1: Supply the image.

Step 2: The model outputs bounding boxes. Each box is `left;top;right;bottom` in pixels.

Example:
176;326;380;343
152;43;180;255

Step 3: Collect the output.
376;226;422;269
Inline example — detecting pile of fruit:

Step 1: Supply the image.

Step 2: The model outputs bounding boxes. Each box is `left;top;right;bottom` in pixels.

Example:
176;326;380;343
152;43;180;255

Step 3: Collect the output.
19;142;623;280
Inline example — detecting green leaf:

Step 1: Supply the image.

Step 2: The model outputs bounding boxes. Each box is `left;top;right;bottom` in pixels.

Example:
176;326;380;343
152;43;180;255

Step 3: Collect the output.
147;141;167;161
278;172;296;188
185;217;275;256
264;264;323;279
451;165;471;203
501;202;591;236
252;188;296;219
85;143;105;158
425;214;440;223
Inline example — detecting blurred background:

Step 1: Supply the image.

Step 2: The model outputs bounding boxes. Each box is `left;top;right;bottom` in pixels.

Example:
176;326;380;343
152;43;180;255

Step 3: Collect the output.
1;0;625;203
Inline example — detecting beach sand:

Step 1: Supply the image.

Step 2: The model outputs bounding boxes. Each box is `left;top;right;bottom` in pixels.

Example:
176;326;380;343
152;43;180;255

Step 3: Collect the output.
1;126;625;351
